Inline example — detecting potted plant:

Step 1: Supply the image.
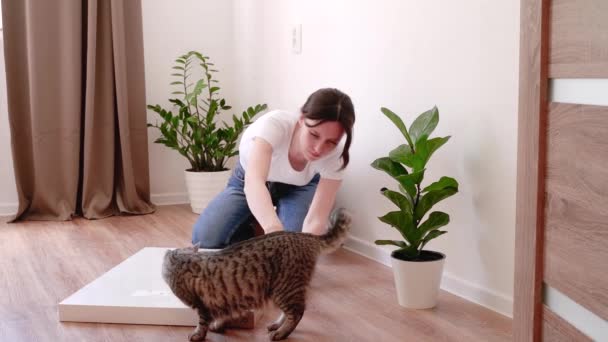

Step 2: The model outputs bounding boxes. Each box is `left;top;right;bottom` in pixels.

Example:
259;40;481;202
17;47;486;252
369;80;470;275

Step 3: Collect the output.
148;51;267;213
371;106;459;309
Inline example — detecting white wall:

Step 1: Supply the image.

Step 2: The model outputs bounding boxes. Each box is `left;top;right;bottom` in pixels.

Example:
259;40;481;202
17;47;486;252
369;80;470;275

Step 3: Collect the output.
232;0;519;316
142;0;237;205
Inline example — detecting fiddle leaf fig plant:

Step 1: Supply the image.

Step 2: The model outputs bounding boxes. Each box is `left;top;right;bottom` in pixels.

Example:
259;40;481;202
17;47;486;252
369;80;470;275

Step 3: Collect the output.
371;106;459;261
147;50;267;172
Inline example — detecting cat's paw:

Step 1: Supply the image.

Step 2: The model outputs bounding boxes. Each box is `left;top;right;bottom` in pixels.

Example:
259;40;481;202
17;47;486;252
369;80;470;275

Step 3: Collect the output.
188;331;206;342
209;320;226;333
268;330;289;341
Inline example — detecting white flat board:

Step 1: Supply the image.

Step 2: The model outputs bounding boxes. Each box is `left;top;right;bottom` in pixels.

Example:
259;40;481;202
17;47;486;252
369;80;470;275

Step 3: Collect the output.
59;247;204;326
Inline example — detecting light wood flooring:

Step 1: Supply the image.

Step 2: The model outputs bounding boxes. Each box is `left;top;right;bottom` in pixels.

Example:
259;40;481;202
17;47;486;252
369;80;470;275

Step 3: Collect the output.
0;205;512;341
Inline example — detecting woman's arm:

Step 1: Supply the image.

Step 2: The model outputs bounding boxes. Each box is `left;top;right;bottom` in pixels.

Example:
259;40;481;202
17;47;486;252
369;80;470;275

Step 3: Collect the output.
243;138;284;233
302;178;342;235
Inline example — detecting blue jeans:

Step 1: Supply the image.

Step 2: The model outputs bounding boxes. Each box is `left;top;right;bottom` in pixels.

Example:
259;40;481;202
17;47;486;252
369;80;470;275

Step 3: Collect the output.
192;161;320;248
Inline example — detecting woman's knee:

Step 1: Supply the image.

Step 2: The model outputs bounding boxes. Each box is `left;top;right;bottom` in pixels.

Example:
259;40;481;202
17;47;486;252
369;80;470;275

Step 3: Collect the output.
192;215;228;248
190;188;251;248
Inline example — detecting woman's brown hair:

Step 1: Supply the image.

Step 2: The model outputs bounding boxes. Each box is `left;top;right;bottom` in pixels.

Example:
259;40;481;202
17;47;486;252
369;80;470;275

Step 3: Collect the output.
300;88;355;170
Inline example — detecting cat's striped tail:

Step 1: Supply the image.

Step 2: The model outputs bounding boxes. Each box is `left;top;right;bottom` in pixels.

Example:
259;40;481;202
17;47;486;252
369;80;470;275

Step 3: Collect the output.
319;208;352;253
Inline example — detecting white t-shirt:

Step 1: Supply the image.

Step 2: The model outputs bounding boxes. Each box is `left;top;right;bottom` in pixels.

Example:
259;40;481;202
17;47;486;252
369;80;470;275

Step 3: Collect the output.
238;109;346;186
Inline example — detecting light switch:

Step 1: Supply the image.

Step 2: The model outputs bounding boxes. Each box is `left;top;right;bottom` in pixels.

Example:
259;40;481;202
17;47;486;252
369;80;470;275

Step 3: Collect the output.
292;24;302;54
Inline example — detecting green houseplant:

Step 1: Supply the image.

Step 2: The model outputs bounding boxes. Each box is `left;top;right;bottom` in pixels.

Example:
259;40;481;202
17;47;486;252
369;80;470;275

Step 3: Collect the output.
147;51;267;213
147;50;267;172
371;106;459;308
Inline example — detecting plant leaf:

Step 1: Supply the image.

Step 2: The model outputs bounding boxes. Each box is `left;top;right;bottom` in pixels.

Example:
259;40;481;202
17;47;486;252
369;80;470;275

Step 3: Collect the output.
388;144;415;168
413;135;451;171
416;211;450;240
422;176;459;193
420;230;447;250
378;211;415;244
409;106;439;145
375;240;408;248
415;187;458;221
381;188;413;213
371;157;408;177
380;107;415;149
394;169;425;199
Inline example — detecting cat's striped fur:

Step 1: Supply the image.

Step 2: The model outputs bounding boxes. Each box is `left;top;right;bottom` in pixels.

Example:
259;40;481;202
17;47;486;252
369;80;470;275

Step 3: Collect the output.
162;208;351;341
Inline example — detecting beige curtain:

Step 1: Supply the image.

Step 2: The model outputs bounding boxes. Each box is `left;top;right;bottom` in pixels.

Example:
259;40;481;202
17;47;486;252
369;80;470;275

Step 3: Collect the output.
2;0;155;221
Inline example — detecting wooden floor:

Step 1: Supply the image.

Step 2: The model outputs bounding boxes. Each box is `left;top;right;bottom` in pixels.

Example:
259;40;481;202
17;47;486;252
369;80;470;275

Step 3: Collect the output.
0;205;512;342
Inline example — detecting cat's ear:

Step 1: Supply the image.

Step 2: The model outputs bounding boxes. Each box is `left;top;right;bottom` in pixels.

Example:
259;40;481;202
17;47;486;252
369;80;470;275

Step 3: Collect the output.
191;242;201;252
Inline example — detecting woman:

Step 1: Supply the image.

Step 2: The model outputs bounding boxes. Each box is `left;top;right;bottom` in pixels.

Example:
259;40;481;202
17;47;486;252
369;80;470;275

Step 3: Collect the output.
192;88;355;248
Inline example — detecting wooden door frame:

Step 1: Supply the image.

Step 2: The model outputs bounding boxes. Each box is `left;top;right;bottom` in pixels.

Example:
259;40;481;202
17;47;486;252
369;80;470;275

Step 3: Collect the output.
513;0;550;340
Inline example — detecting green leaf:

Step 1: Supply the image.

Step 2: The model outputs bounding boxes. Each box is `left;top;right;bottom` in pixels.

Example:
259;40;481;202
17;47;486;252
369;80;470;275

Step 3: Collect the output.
380;188;413;213
422;176;459;193
169;98;186;107
378;211;415;244
389;144;416;168
172;66;185;70
375;240;408;248
380;107;415;148
409;106;439;145
413;136;450;171
415;187;458;221
416;211;450;240
394;169;425;198
170;81;182;85
420;230;447;250
371;157;408;177
426;136;450;157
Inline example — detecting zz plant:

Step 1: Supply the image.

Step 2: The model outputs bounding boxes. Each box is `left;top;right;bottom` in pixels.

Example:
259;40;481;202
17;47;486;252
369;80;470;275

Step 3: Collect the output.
148;51;267;172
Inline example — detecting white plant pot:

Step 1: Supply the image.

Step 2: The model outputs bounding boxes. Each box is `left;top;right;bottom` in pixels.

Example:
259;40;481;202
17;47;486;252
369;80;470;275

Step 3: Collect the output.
390;250;446;309
184;169;231;214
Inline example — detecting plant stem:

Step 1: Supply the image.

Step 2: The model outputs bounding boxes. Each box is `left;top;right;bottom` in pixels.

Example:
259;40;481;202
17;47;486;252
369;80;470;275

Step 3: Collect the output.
414;183;422;224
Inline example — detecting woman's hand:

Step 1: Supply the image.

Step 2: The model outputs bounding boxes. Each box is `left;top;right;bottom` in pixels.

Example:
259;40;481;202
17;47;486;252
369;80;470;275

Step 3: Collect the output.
302;178;342;235
264;224;284;234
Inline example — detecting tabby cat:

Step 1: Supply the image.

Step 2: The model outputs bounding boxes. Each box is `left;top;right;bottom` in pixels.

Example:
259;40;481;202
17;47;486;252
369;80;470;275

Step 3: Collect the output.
162;208;351;341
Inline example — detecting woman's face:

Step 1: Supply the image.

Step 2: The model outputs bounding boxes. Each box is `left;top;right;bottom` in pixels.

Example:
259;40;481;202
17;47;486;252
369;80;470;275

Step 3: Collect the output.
298;117;345;161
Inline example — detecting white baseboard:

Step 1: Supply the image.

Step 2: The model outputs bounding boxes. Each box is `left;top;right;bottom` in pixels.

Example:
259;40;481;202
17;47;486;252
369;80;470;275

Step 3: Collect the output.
343;235;513;318
150;192;189;206
0;202;18;217
0;193;188;217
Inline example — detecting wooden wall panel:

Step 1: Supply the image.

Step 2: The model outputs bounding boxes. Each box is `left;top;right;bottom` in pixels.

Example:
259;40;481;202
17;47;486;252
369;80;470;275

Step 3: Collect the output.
544;102;608;321
549;0;608;78
542;306;592;341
